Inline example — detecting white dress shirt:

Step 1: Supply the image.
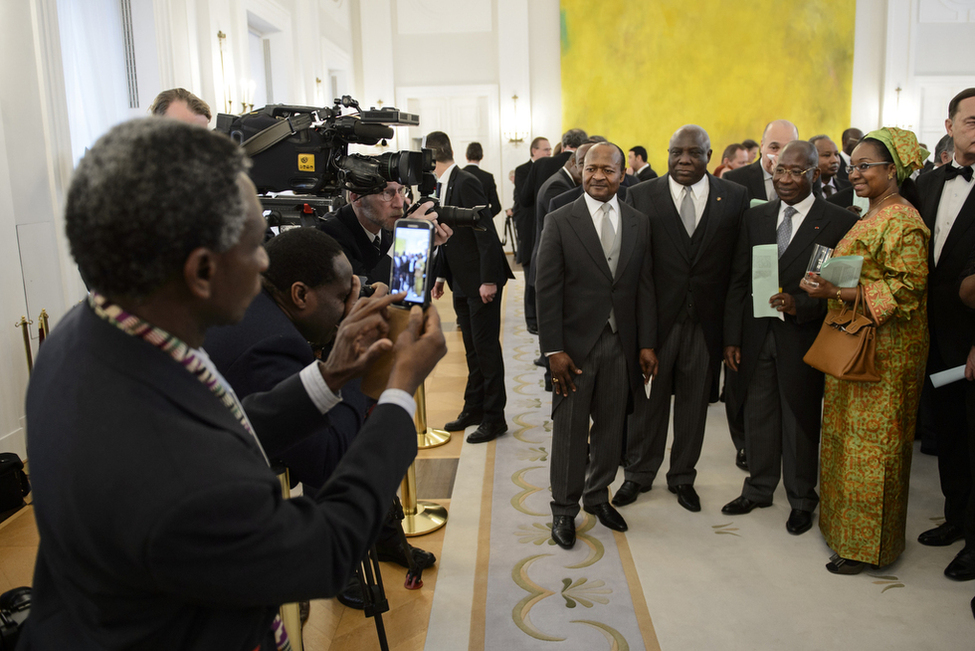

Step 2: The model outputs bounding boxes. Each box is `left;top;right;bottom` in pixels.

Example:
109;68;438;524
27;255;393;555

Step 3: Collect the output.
776;191;816;248
668;174;709;227
933;158;975;265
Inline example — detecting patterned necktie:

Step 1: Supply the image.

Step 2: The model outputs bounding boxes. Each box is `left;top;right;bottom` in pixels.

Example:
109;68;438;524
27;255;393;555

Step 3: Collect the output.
373;234;382;252
778;206;797;258
945;165;974;183
679;186;695;236
823;183;834;198
599;203;615;259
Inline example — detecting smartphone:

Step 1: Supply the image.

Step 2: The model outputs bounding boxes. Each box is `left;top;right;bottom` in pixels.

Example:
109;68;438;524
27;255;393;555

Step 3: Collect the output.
389;218;435;308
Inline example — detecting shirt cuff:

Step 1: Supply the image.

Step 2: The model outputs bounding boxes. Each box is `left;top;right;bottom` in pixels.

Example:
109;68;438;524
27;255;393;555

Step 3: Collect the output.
299;362;342;414
378;388;416;419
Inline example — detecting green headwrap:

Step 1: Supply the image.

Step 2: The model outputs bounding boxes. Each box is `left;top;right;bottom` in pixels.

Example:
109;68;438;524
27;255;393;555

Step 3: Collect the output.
863;127;930;184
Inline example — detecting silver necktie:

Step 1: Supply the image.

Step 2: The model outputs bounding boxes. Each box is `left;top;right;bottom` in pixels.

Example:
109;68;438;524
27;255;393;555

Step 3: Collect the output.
600;203;615;259
679;187;695;236
777;206;797;258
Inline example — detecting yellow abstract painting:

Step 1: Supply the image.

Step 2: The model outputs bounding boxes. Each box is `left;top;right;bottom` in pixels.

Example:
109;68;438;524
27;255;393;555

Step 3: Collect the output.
560;0;856;172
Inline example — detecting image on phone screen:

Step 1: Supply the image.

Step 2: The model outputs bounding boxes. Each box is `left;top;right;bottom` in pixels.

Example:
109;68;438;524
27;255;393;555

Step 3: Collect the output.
389;221;433;307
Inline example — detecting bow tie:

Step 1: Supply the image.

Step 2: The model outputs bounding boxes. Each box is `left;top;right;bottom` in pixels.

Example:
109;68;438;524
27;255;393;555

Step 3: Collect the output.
945;165;974;183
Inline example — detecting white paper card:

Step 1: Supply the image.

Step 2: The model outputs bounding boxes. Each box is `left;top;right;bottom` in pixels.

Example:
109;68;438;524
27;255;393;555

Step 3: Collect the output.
931;365;967;388
752;244;784;320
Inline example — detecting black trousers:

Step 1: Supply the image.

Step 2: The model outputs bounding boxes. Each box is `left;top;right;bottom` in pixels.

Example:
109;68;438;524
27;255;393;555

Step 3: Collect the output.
453;288;506;422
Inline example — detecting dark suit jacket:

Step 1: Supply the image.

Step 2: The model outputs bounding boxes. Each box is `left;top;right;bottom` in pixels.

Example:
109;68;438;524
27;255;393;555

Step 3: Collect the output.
826;185;856;210
464;164;502;218
724;198;857;426
512;159;535;264
626;174;750;368
527;168;576;285
636;165;658;182
23;302;415;650
917;166;975;368
204;289;367;489
535;196;656;402
724;160;768;201
814;175;850;199
520;151;572;208
319;203;392;285
439;166;513;297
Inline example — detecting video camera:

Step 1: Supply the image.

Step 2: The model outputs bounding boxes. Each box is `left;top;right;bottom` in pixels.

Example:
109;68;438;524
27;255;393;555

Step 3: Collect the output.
216;96;438;226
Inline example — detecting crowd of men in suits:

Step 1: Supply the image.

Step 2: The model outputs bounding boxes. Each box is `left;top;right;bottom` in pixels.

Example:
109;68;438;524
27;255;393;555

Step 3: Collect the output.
511;88;975;614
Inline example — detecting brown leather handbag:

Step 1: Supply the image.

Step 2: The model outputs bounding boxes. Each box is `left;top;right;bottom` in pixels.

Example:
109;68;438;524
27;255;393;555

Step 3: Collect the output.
802;286;880;382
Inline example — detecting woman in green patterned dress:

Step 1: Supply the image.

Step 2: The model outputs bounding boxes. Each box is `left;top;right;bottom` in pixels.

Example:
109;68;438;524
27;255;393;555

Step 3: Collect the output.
800;127;930;574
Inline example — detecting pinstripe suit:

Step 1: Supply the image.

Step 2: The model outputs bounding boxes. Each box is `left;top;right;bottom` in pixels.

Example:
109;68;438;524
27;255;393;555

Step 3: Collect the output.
536;195;655;516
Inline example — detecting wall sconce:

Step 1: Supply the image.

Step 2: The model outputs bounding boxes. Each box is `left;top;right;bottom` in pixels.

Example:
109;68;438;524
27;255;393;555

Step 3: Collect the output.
502;94;529;144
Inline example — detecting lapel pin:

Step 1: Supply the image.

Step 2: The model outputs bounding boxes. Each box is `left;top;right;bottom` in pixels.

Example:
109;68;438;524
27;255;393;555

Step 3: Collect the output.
717;197;722;201
814;226;820;230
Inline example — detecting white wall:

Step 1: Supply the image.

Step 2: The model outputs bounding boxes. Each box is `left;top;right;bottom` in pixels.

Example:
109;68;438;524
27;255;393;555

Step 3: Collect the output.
1;0;969;457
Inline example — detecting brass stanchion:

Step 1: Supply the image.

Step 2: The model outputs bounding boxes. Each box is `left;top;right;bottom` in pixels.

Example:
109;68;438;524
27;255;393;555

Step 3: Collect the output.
38;309;50;346
414;382;450;449
275;467;303;651
15;316;33;374
399;461;447;537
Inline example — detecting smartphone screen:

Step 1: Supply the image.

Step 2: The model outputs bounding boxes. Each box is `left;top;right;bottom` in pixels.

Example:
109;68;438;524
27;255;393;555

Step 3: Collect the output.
389;218;435;308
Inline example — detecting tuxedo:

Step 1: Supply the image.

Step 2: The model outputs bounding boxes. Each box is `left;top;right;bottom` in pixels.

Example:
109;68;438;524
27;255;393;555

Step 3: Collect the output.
917;163;975;541
535;195;655;515
439;166;513;424
725;198;856;509
22;302;415;650
724;160;770;201
319;203;392;285
622;174;749;488
463;163;502;218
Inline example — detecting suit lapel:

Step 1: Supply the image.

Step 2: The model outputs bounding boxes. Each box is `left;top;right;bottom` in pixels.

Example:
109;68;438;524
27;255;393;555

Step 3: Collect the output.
922;167;946;231
442;167;458;204
566;198;613;280
692;176;725;265
615;204;637;282
654;176;692;265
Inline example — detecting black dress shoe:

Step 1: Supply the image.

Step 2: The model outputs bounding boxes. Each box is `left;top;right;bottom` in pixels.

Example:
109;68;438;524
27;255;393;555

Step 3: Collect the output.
584;502;628;531
466;420;507;444
735;449;748;471
721;495;770;515
612;480;651;507
918;522;964;547
444;410;483;431
527;324;539;335
945;548;975;581
336;576;365;609
534;355;546;367
786;509;813;535
375;539;437;570
669;484;701;512
551;515;576;549
971;595;975;620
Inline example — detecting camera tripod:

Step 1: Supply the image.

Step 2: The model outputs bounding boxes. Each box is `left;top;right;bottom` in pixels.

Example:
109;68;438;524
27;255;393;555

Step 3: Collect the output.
352;497;425;651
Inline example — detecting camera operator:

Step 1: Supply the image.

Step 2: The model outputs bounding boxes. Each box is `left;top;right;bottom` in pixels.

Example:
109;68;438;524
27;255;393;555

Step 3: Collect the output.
204;227;439;609
319;181;452;285
148;87;211;127
21;118;445;650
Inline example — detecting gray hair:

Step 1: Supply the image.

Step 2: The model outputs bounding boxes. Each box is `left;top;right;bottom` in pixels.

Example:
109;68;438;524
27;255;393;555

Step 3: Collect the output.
66;118;251;300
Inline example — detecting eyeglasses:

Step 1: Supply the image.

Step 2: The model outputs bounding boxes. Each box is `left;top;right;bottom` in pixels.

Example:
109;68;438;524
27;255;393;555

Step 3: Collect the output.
849;162;890;173
771;166;815;179
378;186;409;202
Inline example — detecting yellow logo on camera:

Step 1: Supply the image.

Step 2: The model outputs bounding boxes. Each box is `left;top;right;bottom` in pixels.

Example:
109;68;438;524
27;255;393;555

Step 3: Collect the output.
298;154;315;172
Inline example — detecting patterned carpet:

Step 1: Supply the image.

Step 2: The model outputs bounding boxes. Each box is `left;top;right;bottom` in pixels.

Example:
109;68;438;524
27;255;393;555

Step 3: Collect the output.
425;274;973;651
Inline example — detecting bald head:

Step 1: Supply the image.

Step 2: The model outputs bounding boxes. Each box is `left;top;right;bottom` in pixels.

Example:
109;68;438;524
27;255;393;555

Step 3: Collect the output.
760;120;799;174
670;124;711;151
780;140;818;170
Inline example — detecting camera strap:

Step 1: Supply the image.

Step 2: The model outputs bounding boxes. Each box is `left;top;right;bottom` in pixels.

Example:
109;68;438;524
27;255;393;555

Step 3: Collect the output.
241;113;315;157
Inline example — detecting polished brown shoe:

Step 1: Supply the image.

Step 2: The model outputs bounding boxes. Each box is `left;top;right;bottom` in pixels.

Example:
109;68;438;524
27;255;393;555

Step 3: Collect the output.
669;484;701;512
551;515;576;549
786;509;813;535
612;480;651;507
584;502;628;531
918;522;964;547
721;495;771;515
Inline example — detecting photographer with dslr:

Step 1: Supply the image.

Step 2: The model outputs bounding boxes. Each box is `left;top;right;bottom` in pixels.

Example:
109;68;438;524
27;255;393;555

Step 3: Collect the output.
426;130;514;444
319;181;452;285
21;118;446;650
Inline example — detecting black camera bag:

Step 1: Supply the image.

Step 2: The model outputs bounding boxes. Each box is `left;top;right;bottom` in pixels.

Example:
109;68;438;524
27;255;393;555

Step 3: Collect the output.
0;453;30;513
